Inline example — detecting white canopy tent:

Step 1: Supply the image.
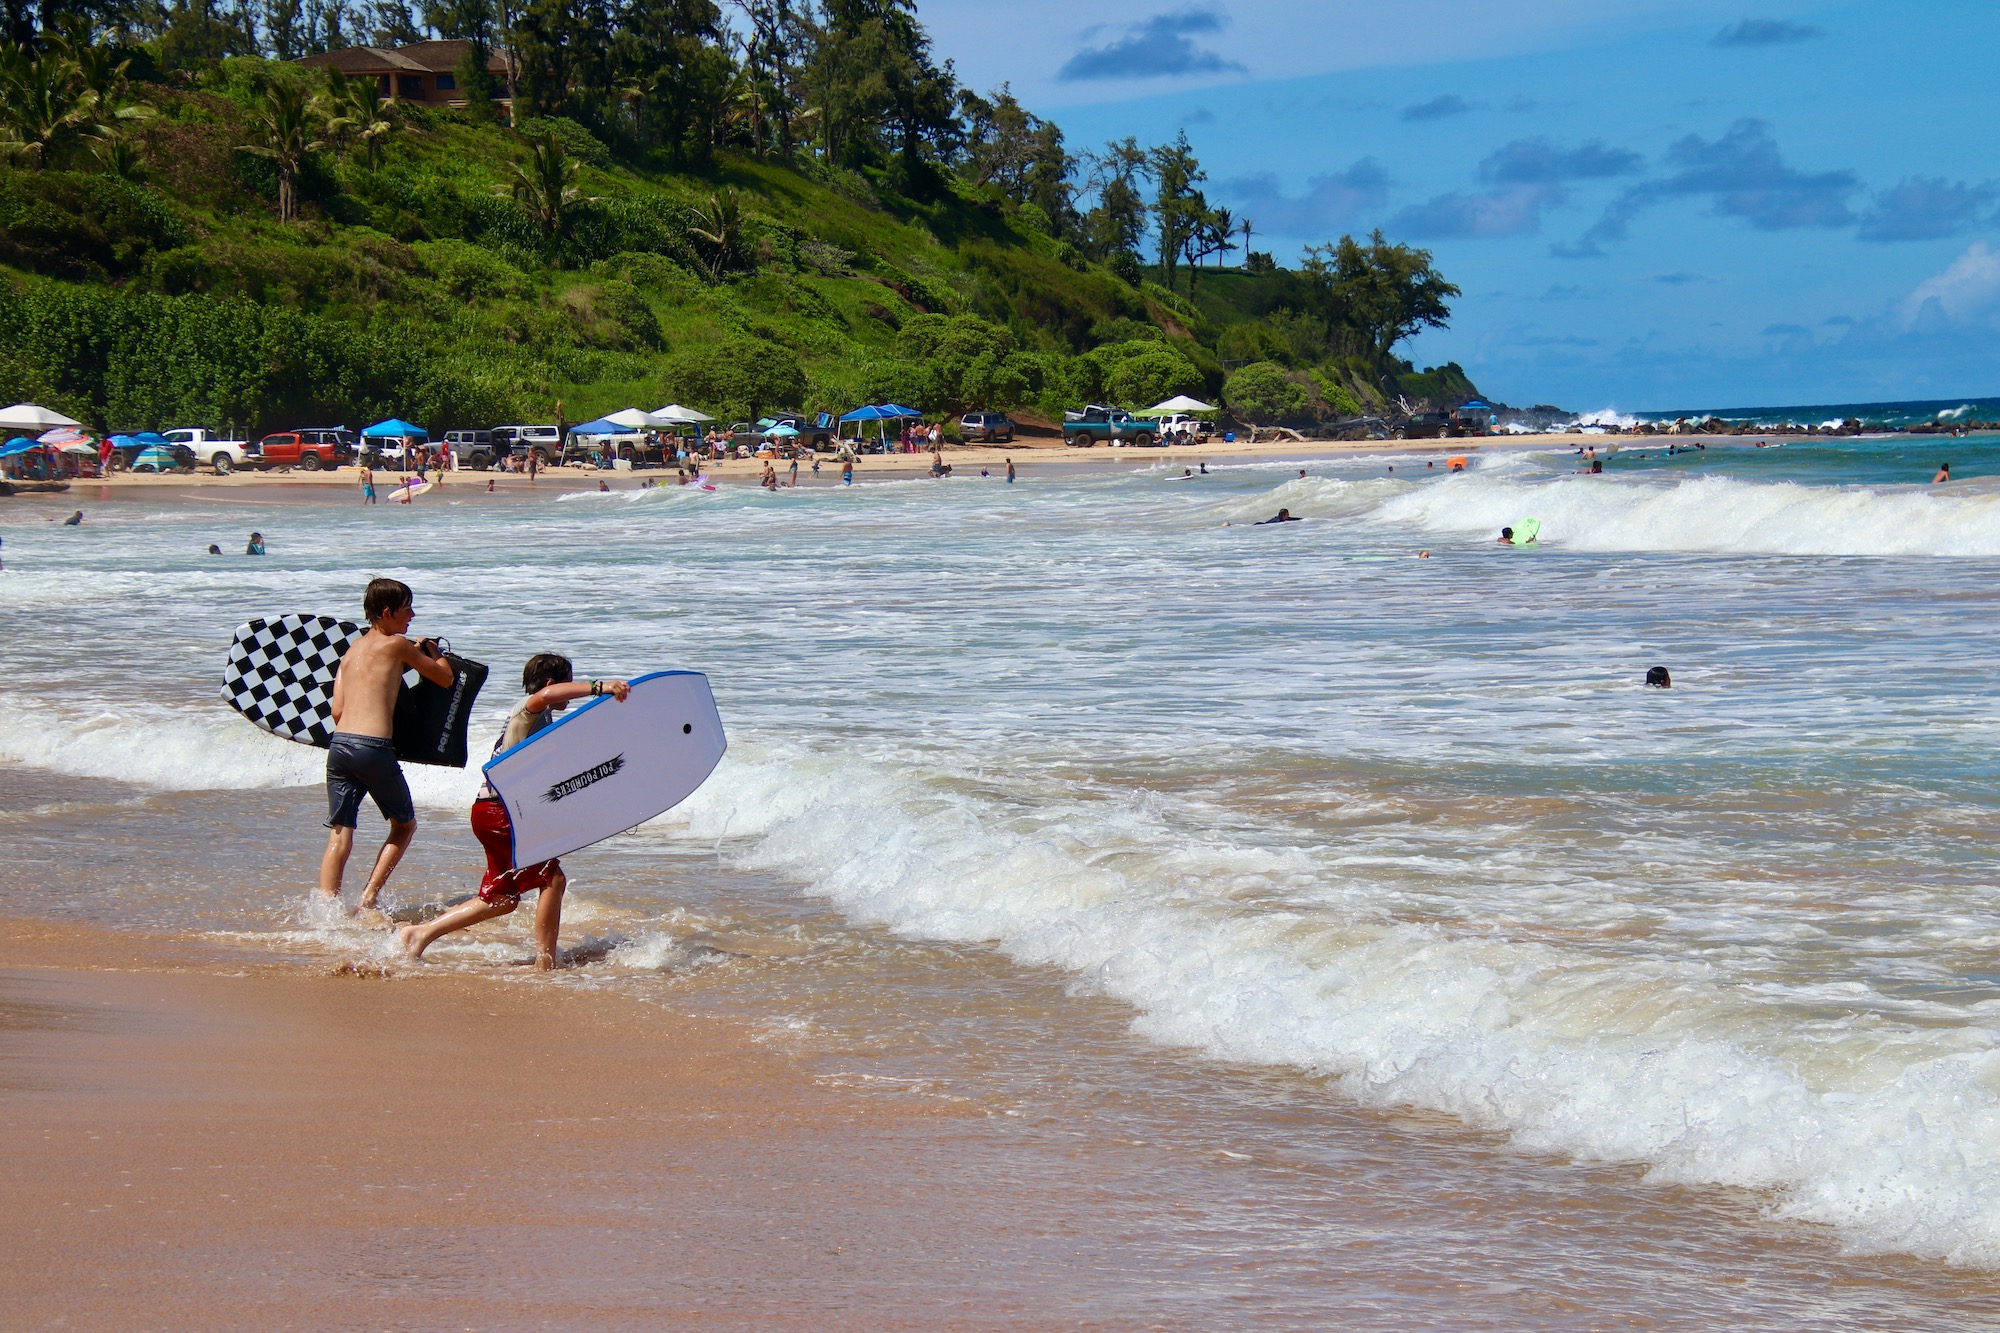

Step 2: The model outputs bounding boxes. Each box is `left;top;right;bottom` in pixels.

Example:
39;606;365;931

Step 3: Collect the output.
600;407;656;430
649;403;715;424
0;403;82;432
1138;395;1216;416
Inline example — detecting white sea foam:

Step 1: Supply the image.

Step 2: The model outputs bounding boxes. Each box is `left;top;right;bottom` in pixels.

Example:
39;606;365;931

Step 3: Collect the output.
1366;471;2000;556
658;736;2000;1265
0;702;486;807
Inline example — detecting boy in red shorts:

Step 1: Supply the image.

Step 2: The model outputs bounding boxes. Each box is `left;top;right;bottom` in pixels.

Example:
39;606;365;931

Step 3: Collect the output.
396;653;629;969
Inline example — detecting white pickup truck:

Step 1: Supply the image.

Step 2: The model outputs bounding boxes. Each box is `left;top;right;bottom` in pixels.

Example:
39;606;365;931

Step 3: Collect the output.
163;427;254;474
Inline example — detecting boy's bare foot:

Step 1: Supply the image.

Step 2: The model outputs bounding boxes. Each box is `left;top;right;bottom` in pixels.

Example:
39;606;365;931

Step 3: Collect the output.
354;904;390;928
534;950;559;972
395;923;424;961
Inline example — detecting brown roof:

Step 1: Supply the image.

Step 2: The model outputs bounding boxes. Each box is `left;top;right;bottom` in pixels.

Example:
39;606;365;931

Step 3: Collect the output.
298;39;507;76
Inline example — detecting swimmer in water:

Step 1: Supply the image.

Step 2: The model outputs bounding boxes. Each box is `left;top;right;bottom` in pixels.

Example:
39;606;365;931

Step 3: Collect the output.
1497;527;1515;544
1934;462;1952;483
1255;508;1301;524
1645;666;1672;689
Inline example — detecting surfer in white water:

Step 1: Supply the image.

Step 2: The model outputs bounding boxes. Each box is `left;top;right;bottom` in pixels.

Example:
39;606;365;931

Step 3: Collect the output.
397;654;629;969
320;578;456;916
1497;527;1516;544
1255;509;1300;524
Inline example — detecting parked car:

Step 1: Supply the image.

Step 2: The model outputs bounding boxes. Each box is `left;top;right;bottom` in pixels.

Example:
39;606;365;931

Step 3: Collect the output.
254;427;356;470
1062;405;1155;448
960;411;1015;443
443;428;498;470
1152;413;1207;443
490;424;562;465
131;444;195;473
757;411;835;451
562;432;659;467
162;427;253;474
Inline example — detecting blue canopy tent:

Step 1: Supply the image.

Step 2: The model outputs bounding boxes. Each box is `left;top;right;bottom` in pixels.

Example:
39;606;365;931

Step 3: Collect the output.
363;418;427;438
569;417;624;435
880;404;925;419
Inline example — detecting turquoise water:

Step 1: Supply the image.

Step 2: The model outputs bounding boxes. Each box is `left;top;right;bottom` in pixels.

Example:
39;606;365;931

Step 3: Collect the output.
4;442;2000;1280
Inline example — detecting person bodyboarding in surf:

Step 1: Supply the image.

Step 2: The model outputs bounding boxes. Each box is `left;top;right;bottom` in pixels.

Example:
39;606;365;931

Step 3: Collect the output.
397;654;630;969
320;577;456;917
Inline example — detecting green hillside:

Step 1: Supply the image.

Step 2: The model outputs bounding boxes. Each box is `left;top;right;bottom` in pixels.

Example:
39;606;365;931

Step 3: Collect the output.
0;36;1482;436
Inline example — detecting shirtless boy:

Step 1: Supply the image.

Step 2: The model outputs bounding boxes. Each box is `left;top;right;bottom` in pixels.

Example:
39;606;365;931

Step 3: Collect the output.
320;578;456;912
397;654;628;969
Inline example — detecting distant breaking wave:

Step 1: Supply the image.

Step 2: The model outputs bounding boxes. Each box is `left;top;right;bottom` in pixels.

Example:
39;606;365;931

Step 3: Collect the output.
1225;470;2000;557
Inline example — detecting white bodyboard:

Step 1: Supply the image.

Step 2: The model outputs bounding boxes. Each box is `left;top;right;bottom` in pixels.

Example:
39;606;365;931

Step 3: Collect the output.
481;671;726;865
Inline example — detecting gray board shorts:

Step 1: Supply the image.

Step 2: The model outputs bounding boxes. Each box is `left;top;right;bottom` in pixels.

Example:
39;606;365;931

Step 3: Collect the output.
325;733;416;828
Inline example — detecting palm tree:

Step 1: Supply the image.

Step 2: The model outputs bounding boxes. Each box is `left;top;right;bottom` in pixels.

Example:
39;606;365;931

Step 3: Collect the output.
503;132;583;252
0;42;116;168
236;79;322;223
687;189;743;280
92;132;143;180
344;76;393;169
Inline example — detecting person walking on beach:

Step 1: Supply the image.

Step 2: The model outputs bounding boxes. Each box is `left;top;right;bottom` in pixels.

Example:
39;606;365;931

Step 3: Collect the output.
320;578;456;916
397;655;628;970
526;450;539;482
360;465;376;504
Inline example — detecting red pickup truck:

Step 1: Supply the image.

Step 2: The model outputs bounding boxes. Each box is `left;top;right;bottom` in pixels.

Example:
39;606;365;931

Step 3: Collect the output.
253;427;356;470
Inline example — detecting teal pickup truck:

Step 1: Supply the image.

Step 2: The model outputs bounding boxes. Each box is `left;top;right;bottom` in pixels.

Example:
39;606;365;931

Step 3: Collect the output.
1062;405;1158;447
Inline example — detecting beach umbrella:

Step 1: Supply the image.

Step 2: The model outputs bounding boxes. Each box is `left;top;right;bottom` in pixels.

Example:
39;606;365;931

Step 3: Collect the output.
0;436;40;457
0;403;81;432
763;423;799;438
1140;395;1215;415
649;404;714;424
38;426;91;446
362;418;428;439
58;441;98;454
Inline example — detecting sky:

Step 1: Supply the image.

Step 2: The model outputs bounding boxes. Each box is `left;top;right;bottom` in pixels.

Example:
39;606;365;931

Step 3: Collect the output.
919;0;2000;412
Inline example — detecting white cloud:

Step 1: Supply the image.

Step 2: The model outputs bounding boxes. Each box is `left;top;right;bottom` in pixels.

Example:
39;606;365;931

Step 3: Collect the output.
1896;241;2000;330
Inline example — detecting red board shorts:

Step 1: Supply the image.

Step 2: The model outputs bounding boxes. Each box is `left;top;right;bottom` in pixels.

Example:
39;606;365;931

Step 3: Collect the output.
470;798;562;906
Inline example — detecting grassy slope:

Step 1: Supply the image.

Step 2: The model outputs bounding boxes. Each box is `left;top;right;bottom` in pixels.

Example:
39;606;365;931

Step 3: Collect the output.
0;61;1194;431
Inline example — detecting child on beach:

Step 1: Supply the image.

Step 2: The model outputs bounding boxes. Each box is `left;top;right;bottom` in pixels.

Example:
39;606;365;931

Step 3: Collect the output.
321;578;456;914
397;655;629;969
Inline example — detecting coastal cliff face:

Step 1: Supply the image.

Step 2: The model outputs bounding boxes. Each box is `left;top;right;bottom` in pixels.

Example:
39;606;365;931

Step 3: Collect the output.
0;55;1480;437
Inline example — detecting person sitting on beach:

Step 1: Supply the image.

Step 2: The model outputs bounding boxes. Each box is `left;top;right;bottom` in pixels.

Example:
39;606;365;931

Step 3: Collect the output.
1256;509;1300;524
1934;462;1952;483
321;578;456;915
245;532;266;555
397;655;629;970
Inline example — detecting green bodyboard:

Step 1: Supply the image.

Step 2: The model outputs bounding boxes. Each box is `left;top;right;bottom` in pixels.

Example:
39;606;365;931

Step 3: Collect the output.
1513;518;1542;546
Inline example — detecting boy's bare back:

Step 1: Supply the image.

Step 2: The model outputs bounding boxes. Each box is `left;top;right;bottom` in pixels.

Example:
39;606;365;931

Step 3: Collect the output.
332;631;448;739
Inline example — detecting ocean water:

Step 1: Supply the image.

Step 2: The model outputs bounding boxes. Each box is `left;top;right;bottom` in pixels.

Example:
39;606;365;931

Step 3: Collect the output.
1604;394;2000;431
7;445;2000;1313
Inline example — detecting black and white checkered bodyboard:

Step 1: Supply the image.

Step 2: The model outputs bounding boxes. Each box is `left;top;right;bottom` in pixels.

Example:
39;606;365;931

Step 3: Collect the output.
221;614;364;748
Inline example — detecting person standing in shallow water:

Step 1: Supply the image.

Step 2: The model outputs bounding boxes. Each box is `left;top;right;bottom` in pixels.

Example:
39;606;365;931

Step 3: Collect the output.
397;654;628;970
1934;462;1952;483
321;578;456;916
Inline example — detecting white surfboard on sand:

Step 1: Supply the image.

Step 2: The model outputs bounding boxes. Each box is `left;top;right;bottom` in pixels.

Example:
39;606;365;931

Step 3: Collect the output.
481;671;727;865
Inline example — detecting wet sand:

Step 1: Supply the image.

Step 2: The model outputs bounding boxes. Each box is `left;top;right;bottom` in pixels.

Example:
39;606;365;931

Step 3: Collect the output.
10;913;2000;1330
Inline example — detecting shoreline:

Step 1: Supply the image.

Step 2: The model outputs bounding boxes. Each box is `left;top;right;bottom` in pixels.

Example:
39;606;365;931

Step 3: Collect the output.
9;432;1599;496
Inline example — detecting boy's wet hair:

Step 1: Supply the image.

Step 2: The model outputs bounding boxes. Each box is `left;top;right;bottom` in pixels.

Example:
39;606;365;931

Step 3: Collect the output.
363;577;412;623
523;653;573;694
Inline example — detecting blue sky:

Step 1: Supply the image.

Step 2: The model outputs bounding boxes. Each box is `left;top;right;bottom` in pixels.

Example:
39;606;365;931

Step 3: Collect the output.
922;0;2000;412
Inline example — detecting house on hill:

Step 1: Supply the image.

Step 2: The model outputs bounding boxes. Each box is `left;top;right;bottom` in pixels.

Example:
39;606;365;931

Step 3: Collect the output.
298;40;512;113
